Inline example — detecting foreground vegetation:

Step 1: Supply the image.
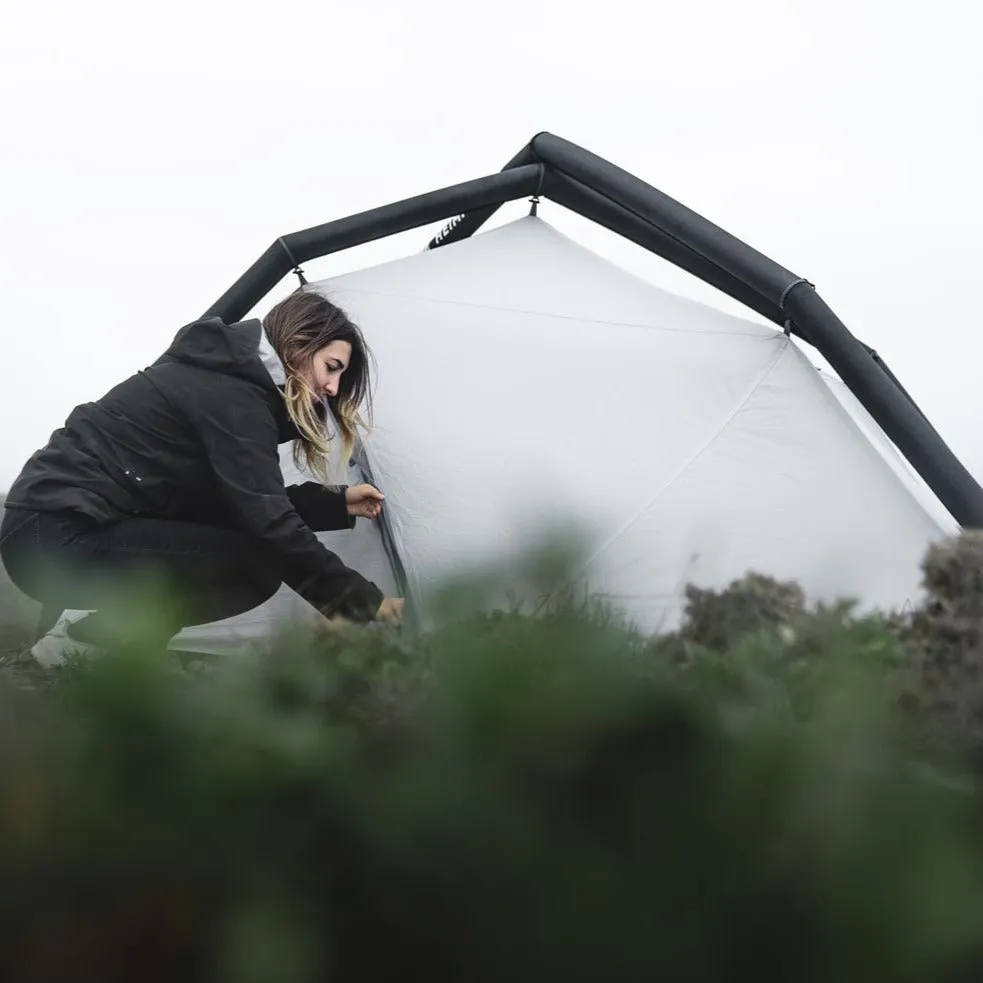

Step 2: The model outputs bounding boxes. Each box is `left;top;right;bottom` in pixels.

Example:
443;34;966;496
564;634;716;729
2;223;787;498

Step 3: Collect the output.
4;533;983;980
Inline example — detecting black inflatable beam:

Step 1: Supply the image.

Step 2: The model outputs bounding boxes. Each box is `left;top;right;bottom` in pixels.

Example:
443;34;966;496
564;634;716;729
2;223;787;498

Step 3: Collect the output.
857;343;934;428
534;133;800;302
204;164;544;323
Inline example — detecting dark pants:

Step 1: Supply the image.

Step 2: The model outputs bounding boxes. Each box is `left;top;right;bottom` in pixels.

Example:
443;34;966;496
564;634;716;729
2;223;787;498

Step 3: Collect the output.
0;508;282;645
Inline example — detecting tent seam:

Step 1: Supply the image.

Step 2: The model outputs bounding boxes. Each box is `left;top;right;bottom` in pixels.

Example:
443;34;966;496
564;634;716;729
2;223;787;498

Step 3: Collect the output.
323;286;776;339
569;337;791;578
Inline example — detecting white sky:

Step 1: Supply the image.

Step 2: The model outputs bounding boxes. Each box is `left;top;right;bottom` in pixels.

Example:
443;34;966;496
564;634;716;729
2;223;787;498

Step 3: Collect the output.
1;0;981;491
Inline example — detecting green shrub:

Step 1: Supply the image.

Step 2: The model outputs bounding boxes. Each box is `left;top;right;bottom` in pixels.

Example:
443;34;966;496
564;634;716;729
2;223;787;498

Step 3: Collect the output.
3;532;983;980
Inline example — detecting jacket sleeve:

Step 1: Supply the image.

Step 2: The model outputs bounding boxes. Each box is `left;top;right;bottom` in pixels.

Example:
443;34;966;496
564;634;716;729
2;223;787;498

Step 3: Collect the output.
189;379;384;622
286;482;356;532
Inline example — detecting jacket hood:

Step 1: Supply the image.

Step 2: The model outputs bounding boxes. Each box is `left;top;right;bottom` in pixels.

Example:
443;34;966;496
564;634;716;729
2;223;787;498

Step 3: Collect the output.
159;316;330;442
161;317;282;392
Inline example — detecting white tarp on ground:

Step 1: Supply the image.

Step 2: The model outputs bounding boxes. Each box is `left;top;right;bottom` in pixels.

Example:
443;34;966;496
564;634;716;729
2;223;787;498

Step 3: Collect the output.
168;216;956;652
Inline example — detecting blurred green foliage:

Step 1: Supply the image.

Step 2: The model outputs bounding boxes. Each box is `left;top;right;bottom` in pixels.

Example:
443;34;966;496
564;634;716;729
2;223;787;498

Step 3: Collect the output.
3;531;983;980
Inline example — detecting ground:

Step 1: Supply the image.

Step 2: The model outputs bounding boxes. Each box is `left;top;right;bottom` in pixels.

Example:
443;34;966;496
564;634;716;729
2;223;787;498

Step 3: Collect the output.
0;614;48;689
0;555;50;688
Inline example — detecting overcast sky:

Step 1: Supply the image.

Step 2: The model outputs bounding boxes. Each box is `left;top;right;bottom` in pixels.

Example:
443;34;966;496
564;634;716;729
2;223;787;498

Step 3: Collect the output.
1;0;981;491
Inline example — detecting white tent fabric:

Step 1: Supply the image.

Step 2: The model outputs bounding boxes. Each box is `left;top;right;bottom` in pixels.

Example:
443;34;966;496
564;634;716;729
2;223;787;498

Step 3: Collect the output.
816;370;958;533
47;216;958;657
173;216;957;650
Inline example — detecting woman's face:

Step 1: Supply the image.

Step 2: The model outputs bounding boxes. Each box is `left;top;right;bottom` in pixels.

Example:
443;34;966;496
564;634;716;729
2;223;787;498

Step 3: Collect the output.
298;340;352;400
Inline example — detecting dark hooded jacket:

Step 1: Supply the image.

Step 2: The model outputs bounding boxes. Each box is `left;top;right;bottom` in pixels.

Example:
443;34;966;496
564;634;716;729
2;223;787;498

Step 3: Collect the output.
3;316;385;622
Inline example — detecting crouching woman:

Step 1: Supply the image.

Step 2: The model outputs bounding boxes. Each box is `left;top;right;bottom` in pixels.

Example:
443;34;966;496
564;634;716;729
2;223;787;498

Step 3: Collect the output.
0;289;403;660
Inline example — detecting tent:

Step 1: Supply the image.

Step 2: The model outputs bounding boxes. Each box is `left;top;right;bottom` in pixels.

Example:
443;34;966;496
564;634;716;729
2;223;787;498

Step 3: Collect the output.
47;133;983;655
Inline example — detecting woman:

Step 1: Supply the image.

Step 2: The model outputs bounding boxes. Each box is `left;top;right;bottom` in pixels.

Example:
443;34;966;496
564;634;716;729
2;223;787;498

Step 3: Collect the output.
0;289;404;661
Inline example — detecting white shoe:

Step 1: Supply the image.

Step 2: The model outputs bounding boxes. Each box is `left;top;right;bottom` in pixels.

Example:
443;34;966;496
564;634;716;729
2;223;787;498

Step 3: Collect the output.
30;612;100;668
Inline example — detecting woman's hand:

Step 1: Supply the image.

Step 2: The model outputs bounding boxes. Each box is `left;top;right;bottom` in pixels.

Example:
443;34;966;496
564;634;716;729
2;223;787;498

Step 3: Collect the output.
375;597;405;625
318;597;404;633
345;483;385;519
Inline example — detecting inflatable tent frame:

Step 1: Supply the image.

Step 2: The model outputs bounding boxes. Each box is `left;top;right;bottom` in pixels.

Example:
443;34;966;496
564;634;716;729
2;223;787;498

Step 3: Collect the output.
204;131;983;533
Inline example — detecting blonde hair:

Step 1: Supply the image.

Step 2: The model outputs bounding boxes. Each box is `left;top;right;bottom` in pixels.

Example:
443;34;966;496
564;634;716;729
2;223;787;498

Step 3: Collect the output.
263;289;373;483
